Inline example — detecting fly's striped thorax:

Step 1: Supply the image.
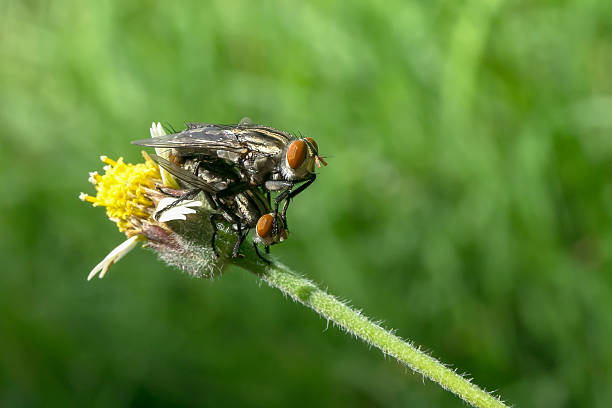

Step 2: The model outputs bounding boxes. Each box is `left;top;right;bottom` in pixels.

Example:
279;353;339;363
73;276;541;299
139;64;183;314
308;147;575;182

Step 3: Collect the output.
235;127;293;157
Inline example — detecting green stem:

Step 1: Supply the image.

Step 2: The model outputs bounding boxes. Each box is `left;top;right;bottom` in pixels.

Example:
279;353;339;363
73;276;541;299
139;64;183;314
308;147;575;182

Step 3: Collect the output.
234;255;509;408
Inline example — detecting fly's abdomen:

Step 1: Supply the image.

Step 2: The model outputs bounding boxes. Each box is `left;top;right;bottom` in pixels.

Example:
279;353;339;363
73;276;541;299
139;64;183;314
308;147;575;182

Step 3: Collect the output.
233;194;259;226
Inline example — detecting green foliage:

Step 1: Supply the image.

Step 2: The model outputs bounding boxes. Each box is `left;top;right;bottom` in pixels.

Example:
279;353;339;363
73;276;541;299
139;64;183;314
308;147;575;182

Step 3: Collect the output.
1;0;611;406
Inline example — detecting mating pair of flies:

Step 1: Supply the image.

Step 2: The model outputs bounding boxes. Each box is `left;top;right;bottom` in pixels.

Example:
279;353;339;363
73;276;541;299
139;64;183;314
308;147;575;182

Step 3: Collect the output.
132;119;327;263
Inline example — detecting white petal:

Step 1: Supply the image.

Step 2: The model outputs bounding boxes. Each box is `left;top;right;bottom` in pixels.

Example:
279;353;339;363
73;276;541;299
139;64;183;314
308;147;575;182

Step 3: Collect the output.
156;197;202;211
87;235;142;281
158;207;194;223
156;199;203;223
148;121;179;188
149;121;167;139
157;122;166;136
157;197;177;209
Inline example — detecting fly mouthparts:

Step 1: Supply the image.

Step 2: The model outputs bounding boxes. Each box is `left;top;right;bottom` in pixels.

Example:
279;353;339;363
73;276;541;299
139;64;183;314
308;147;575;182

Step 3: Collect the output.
315;156;328;168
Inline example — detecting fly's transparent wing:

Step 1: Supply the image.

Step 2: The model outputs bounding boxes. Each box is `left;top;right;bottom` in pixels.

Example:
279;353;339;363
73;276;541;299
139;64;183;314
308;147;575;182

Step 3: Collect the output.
132;125;249;154
148;154;218;193
134;123;295;162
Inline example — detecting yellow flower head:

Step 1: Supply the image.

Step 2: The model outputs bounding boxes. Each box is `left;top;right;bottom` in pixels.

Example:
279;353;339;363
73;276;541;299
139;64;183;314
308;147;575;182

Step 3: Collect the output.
79;152;161;236
80;123;225;280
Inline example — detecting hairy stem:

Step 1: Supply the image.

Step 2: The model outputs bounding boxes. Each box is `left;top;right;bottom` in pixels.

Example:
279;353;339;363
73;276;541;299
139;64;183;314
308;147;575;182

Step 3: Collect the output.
234;255;509;408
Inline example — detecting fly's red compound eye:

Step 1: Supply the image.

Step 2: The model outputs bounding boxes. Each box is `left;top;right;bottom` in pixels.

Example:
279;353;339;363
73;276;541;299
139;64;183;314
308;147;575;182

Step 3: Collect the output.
304;137;327;168
305;137;318;153
287;140;307;169
256;214;274;238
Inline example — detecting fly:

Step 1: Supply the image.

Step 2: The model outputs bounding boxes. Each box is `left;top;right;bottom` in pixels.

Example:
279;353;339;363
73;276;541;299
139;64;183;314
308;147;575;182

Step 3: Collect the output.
132;119;327;232
149;154;286;263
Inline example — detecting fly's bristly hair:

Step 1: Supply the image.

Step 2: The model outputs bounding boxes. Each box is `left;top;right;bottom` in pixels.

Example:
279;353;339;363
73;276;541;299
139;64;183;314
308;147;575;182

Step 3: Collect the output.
163;123;179;134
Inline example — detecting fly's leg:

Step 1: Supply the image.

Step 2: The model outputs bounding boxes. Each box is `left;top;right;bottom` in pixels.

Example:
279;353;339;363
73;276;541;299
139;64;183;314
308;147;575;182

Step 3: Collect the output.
213;182;251;257
203;192;218;210
281;173;317;228
267;191;271;210
281;198;290;231
232;224;248;258
209;213;226;258
155;185;216;213
210;205;244;258
253;242;271;264
156;186;184;197
233;221;243;257
211;181;252;257
271;174;317;234
272;187;292;235
287;174;316;200
155;188;201;221
157;185;215;210
264;180;292;232
213;199;246;258
266;190;273;249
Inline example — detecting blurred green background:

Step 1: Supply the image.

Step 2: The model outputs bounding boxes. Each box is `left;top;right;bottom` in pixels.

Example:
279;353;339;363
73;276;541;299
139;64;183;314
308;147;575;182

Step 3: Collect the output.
1;0;611;406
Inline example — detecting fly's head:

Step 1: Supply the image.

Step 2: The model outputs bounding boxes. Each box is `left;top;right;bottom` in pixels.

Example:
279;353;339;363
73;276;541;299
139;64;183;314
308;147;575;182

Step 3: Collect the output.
254;213;288;246
282;137;327;180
